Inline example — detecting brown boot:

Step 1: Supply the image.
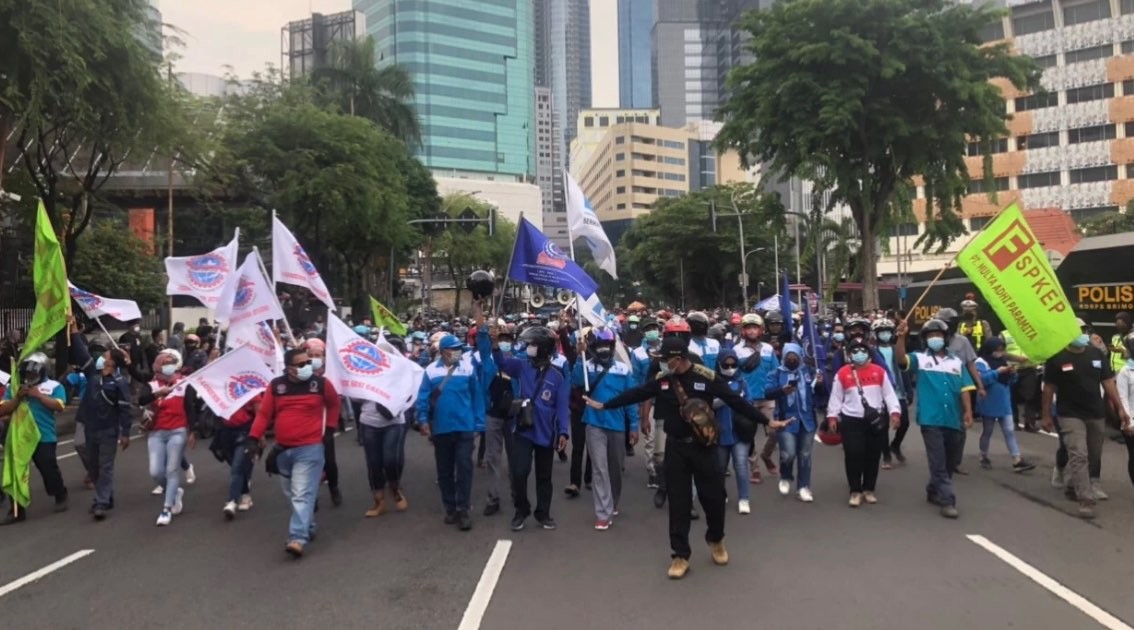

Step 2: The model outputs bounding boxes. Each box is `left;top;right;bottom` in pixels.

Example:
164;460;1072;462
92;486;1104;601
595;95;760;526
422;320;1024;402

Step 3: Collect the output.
364;491;385;518
708;540;729;566
667;557;690;579
392;488;408;512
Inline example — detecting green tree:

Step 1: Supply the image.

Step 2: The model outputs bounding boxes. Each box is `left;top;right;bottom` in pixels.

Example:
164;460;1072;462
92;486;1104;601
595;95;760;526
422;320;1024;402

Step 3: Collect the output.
312;36;421;146
1079;210;1134;237
717;0;1039;310
432;193;516;314
71;217;166;309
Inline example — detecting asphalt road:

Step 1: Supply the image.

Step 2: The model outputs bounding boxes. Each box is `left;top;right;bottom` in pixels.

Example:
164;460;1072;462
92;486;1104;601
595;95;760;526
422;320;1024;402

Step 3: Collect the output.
2;421;1134;630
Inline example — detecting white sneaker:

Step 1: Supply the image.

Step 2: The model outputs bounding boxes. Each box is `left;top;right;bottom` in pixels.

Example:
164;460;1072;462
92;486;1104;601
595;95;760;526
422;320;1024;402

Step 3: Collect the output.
185;464;196;485
223;501;236;520
737;499;751;514
171;487;185;515
156;510;172;526
238;494;254;511
1090;479;1108;501
778;480;790;496
1050;467;1065;489
151;485;163;495
798;487;814;503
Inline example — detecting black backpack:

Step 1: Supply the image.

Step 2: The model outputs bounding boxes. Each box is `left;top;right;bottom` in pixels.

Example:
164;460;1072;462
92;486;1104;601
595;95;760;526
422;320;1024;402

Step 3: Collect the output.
488;373;515;418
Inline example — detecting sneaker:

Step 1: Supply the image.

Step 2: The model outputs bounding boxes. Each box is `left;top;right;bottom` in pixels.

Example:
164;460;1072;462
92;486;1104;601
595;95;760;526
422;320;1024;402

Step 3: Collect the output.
483;501;500;517
1078;502;1096;520
535;517;557;530
798;487;814;503
863;491;878;505
952;465;969;476
156;510;172;526
185;464;196;485
457;511;472;531
881;460;894;470
171;488;184;515
891;446;906;464
667;557;690;579
762;454;779;476
750;469;763;484
980;456;992;470
92;506;107;521
708;540;729;566
1012;459;1036;473
223;501;237;520
778;480;791;496
151;485;163;496
1050;467;1065;489
613;506;620;517
940;505;959;519
238;494;254;511
444;511;459;525
848;492;863;508
53;492;69;513
646;474;659;489
510;513;526;531
737;499;751;514
285;540;304;558
594;519;611;531
564;484;580;498
1090;479;1108;501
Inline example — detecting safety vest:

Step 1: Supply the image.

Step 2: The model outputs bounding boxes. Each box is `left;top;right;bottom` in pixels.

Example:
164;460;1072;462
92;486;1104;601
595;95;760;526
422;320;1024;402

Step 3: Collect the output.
959;320;985;348
1111;334;1127;373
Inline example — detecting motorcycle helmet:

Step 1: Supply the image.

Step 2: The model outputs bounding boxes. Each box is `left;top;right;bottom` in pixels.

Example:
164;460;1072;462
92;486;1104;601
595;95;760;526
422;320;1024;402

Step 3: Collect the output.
17;352;49;385
466;270;495;300
686;311;710;337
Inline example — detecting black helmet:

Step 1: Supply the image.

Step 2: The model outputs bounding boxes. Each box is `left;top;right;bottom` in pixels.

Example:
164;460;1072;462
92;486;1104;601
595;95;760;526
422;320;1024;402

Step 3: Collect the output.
936;307;959;324
687;311;710;336
18;352;48;385
466;270;495;300
519;326;557;362
708;323;727;342
764;310;784;325
921;319;949;336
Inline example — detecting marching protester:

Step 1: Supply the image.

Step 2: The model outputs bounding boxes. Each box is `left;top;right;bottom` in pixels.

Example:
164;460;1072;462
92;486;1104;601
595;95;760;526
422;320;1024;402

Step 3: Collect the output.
355;396;410;518
1115;334;1134;490
482;327;518;517
975;338;1035;473
139;349;199;527
585;336;787;579
872;318;911;467
0;352;69;524
734;313;780;483
768;342;821;503
632;319;663;489
213;395;259;520
304;337;342;507
246;347;342;557
686;311;720;370
713;349;751;513
934;307;985;476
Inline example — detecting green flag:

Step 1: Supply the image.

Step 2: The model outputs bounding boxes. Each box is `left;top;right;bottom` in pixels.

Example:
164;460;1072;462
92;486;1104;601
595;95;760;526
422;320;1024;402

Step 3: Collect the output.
2;363;41;509
956;203;1078;362
369;295;407;336
21;200;70;360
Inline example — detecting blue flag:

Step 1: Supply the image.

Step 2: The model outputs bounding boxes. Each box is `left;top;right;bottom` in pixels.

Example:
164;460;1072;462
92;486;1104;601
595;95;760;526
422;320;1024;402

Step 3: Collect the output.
508;218;599;297
779;270;794;340
801;295;822;366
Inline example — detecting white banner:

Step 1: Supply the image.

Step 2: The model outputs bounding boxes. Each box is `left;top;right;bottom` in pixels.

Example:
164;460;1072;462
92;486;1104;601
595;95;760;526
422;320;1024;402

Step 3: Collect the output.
272;214;334;308
325;314;422;416
565;170;617;279
576;292;609;329
0;368;9;387
184;344;274;419
214;250;285;328
68;282;142;322
225;319;283;373
165;230;239;307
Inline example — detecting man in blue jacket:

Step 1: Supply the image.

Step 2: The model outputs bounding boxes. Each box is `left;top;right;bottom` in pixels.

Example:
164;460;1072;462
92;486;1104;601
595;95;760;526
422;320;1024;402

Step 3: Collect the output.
496;326;570;532
417;304;492;531
574;328;638;530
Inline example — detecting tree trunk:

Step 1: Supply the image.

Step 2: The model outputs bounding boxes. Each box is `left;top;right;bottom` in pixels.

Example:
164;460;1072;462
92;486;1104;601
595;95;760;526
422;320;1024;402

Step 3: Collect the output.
860;201;879;311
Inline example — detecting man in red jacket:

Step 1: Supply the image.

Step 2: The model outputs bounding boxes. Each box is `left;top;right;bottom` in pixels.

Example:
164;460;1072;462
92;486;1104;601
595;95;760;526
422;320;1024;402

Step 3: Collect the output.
248;347;340;557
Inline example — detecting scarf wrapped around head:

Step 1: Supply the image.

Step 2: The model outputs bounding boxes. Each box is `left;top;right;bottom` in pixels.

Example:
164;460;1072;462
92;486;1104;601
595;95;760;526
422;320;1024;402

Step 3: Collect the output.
980;337;1007;371
152;349;183;383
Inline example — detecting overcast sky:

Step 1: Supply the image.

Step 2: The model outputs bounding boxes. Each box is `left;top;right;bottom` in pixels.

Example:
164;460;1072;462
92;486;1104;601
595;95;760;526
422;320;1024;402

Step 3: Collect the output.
163;0;619;103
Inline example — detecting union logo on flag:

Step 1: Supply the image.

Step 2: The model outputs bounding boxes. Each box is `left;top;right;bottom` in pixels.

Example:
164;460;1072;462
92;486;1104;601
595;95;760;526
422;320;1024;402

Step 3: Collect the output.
187;254;229;290
339;339;391;376
293;244;318;276
234;278;256;308
536;241;568;270
69;286;103;311
226;372;268;400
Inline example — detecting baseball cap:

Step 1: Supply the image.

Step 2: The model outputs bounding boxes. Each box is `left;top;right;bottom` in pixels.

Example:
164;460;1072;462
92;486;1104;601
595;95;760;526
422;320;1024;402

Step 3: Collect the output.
658;336;687;359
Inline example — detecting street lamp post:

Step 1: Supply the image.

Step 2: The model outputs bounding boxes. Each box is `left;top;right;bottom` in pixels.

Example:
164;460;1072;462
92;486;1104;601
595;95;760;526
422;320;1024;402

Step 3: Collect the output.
707;192;753;309
743;247;767;309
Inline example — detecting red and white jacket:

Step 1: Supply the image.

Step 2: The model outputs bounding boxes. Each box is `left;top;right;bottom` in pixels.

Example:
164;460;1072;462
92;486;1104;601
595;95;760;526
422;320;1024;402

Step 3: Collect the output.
826;363;900;420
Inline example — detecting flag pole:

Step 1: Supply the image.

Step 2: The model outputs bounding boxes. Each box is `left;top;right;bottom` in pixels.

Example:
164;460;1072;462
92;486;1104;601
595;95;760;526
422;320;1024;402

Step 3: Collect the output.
565;174;590;391
252;245;297;346
497;212;523;316
93;317;121;351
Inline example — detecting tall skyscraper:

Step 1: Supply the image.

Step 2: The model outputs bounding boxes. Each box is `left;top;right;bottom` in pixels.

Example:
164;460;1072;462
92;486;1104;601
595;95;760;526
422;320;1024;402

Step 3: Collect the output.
535;86;569;246
355;0;535;179
281;11;367;79
618;0;653;108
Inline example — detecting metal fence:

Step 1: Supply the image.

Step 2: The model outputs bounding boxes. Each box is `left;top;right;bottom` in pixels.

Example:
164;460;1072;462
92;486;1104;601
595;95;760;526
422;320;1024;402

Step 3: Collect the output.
1;308;164;340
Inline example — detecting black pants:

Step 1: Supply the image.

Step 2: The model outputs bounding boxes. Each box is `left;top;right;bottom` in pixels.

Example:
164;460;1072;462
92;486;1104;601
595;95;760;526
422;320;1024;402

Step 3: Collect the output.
841;417;885;493
31;442;67;500
322;431;339;491
511;434;554;520
1124;434;1134;489
569;408;592;487
882;399;911;459
665;439;725;559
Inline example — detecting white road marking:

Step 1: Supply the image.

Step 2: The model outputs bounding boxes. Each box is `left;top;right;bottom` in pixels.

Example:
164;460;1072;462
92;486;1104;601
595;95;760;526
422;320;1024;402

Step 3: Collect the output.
0;549;95;598
967;535;1133;630
458;539;512;630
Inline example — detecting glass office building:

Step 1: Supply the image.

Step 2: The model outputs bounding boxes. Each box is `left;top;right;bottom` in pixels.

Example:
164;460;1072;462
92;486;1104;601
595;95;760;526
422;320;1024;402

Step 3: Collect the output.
355;0;535;178
618;0;653;108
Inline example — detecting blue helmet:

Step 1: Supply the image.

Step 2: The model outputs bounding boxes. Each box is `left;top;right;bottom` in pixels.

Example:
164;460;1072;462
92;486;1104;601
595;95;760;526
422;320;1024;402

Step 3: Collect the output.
438;334;463;350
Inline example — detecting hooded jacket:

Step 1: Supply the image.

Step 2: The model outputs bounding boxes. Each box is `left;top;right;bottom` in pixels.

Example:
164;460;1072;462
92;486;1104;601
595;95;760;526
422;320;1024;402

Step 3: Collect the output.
573;356;639;433
713;348;748;446
975;338;1016;418
764;342;818;433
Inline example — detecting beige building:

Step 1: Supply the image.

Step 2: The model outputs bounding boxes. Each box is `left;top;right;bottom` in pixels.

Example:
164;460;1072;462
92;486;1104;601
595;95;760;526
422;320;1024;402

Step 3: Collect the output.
570;107;662;179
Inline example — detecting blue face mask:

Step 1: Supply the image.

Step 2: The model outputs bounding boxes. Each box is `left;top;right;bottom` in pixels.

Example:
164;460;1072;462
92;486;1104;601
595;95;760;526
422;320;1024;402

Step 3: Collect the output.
833;332;845;342
95;356;107;371
1071;334;1090;348
927;337;946;352
161;364;178;377
295;364;314;381
1127;358;1134;370
644;330;660;343
851;351;869;365
877;331;893;343
498;342;513;354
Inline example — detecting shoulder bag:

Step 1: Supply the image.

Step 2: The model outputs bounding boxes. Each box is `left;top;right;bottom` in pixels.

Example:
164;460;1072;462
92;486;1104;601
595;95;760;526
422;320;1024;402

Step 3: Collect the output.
671;376;719;446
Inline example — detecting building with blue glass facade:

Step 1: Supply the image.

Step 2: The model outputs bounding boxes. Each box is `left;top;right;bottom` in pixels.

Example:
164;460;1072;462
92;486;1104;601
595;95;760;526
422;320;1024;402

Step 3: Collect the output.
618;0;653;109
354;0;535;179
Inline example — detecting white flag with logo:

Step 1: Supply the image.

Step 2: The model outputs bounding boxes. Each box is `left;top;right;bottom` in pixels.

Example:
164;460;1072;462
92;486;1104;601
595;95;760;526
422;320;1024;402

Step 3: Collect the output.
565;170;617;279
184;344;274;419
214;250;285;328
575;292;609;329
226;319;283;373
272;214;334;308
325;314;423;416
165;229;239;307
68;282;142;322
0;368;9;387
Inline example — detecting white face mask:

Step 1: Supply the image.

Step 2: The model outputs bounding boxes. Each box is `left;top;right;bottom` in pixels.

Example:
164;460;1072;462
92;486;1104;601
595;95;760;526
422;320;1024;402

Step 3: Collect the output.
161;364;177;377
526;345;540;358
721;367;737;377
310;358;324;371
659;363;673;376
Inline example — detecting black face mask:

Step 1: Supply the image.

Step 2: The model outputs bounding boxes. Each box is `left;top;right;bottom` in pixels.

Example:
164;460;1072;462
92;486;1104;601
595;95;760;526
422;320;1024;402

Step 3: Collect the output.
594;347;613;362
784;359;800;370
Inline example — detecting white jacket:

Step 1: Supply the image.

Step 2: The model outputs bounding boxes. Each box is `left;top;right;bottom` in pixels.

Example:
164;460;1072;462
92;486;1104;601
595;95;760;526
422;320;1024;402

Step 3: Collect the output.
1117;366;1134;417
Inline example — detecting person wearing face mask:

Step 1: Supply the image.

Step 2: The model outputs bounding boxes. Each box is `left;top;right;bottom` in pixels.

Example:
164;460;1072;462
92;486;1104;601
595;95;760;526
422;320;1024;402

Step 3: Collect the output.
686;312;720;370
0;352;69;525
573;328;638;530
1040;318;1128;519
117;320;148;380
181;334;208;375
958;298;994;351
139;350;199;527
713;349;751;513
872;318;911;468
1114;334;1134;491
934;307;985;475
767;342;822;504
305;337;342;508
482;328;519;517
622;315;644;349
245;347;341;557
416;305;492;532
634;320;665;488
646;318;704;510
894;318;975;519
734;313;781;484
585;337;784;579
827;339;901;508
975;338;1035;473
69;322;134;521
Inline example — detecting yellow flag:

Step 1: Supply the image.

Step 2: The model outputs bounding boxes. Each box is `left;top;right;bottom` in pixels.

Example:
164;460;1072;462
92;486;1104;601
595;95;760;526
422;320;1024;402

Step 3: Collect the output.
2;362;41;508
956;203;1078;362
369;295;407;337
21;200;70;360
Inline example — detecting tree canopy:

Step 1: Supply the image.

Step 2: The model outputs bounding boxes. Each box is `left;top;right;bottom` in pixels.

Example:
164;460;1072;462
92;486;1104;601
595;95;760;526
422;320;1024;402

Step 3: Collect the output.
432;193;516;314
1079;210;1134;238
717;0;1039;309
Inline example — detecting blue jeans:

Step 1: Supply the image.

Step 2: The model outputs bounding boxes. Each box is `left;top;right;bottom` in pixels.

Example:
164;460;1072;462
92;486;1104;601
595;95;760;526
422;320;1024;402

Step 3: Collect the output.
148;428;188;510
921;426;964;507
361;424;407;490
433;431;475;514
777;429;815;489
979;415;1020;459
717;442;750;500
228;432;254;503
275;443;325;544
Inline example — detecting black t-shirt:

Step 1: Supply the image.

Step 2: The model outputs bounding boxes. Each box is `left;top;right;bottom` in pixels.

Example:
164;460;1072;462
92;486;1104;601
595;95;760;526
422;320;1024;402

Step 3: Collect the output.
1043;346;1114;420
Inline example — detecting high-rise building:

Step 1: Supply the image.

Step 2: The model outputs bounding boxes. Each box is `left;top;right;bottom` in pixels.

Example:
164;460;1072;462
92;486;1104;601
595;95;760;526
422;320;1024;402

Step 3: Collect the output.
355;0;535;179
536;86;570;247
618;0;653;108
569;107;661;178
281;10;367;79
